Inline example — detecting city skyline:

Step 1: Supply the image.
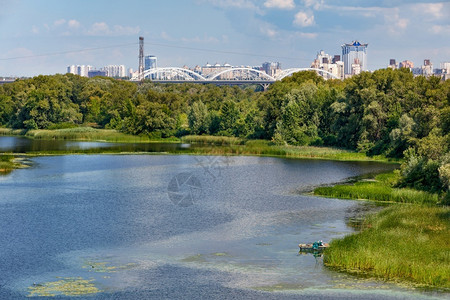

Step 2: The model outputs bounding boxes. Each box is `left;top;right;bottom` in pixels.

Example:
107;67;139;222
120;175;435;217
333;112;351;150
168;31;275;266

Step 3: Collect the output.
0;0;449;77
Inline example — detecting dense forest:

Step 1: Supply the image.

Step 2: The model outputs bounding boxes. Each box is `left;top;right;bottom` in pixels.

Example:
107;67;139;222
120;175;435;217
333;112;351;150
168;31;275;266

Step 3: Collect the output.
0;69;449;198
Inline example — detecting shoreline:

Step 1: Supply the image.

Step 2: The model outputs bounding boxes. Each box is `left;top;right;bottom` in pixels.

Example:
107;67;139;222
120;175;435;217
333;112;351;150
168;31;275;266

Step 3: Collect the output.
313;172;449;290
0;130;400;164
2;134;448;290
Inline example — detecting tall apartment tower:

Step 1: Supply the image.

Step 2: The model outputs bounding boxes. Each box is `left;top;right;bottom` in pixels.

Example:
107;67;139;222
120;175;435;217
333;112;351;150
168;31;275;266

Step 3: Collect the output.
341;41;368;75
145;55;157;70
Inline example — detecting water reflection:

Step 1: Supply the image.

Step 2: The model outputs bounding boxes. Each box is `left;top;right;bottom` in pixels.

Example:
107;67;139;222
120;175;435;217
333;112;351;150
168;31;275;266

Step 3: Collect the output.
0;136;183;153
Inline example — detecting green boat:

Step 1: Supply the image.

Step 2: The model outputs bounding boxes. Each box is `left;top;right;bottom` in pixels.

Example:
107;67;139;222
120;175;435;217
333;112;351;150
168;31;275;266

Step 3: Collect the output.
298;241;329;252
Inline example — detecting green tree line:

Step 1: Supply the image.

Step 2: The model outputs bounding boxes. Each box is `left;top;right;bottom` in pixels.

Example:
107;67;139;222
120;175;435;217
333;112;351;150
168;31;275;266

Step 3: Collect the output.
0;70;449;199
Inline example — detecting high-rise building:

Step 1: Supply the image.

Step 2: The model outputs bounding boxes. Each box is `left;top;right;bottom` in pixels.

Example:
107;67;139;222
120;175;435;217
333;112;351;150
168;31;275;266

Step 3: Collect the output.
104;65;126;78
67;65;77;74
341;41;368;75
388;59;397;70
262;62;281;77
332;55;341;64
67;65;92;77
310;50;344;80
88;70;107;78
145;55;157;70
441;62;450;74
399;60;414;69
421;59;433;77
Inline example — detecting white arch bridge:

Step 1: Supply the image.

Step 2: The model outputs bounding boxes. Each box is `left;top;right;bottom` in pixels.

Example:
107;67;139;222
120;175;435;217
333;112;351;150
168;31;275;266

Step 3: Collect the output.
130;67;338;89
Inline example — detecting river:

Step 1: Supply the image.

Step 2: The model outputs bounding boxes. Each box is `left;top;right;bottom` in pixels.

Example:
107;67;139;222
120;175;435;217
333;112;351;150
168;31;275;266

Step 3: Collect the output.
0;137;445;299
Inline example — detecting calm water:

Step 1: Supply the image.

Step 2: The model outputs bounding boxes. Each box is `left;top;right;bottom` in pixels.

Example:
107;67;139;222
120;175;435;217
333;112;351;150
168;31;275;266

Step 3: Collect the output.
0;136;186;153
0;139;445;299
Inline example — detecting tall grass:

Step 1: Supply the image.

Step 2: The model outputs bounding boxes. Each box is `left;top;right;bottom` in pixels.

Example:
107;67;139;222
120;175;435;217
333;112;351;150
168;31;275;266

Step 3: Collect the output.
180;138;396;163
1;128;397;163
314;172;439;205
0;154;15;174
1;127;179;143
181;135;245;145
324;205;450;288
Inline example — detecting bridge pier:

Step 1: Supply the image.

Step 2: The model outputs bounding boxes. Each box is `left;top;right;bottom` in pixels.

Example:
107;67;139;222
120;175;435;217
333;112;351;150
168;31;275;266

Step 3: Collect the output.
260;83;270;91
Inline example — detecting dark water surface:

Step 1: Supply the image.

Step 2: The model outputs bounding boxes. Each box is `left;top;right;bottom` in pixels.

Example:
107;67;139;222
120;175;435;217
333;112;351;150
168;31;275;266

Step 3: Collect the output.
0;136;185;153
0;140;445;299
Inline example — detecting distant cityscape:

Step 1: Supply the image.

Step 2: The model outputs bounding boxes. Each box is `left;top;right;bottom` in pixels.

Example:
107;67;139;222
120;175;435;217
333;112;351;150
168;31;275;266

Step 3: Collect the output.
1;40;450;82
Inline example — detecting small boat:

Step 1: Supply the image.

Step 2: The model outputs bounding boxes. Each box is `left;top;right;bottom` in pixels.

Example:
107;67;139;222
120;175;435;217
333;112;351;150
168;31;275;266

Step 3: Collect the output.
298;241;329;252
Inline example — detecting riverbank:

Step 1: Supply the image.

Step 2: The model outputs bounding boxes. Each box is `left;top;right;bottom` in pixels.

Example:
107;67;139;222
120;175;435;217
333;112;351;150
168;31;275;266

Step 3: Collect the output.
324;205;450;289
314;172;440;205
0;127;180;143
0;155;30;174
314;171;449;289
0;130;400;163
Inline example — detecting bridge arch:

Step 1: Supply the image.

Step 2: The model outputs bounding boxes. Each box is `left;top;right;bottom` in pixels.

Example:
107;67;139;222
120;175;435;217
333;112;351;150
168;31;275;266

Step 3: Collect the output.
131;67;207;81
275;68;339;80
207;68;275;81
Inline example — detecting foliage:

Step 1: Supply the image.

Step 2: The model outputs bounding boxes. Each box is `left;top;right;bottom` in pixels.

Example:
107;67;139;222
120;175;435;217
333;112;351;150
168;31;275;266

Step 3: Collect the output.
314;171;440;205
324;205;450;288
0;70;448;191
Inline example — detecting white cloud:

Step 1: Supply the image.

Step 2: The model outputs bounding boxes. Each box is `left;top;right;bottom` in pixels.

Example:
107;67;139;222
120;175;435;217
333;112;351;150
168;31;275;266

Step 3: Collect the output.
396;18;409;30
87;22;110;35
68;19;80;29
383;9;409;35
160;31;174;41
264;0;294;10
201;0;257;10
181;35;220;43
264;28;278;37
87;22;139;36
431;25;450;34
54;19;66;26
31;25;39;34
303;0;324;10
293;11;315;27
296;32;317;39
413;3;446;20
112;25;140;35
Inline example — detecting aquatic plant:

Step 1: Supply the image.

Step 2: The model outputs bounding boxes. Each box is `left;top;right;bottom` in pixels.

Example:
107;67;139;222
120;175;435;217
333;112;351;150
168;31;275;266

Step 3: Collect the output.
27;277;101;297
324;205;450;288
314;172;439;205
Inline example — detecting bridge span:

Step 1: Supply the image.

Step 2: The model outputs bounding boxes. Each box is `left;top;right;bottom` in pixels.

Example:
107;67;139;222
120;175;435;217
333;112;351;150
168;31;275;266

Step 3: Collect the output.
130;67;338;89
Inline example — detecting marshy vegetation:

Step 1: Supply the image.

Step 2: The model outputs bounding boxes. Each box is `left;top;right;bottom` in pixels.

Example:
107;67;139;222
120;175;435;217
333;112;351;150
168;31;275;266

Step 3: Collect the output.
315;170;449;288
181;137;393;162
314;172;440;205
0;154;15;174
324;205;450;289
0;127;179;143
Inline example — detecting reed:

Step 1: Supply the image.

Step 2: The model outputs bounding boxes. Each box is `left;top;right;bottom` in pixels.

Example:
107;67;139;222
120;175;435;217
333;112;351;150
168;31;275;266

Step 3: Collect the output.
1;127;179;143
324;205;450;288
179;138;396;163
181;135;245;145
314;172;439;205
0;154;15;174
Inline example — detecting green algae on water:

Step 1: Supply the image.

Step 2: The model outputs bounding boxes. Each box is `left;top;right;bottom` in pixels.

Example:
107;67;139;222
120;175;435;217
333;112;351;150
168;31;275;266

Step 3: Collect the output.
27;277;101;297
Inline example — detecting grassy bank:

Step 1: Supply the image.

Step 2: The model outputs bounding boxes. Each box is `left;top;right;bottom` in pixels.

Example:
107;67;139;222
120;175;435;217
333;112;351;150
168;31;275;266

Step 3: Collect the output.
324;205;450;289
181;136;396;163
0;127;180;143
314;172;439;205
1;130;397;163
0;155;15;174
0;154;30;174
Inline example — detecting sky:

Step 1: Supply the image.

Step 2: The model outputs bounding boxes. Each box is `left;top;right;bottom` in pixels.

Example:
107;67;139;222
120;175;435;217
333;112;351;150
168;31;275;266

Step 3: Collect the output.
0;0;449;77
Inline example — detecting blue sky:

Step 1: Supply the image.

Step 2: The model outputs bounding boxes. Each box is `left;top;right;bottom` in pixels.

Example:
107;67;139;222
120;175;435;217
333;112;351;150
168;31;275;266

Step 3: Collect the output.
0;0;449;76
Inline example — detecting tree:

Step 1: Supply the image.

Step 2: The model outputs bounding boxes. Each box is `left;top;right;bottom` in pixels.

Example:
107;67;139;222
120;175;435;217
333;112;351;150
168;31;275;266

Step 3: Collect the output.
188;101;210;135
